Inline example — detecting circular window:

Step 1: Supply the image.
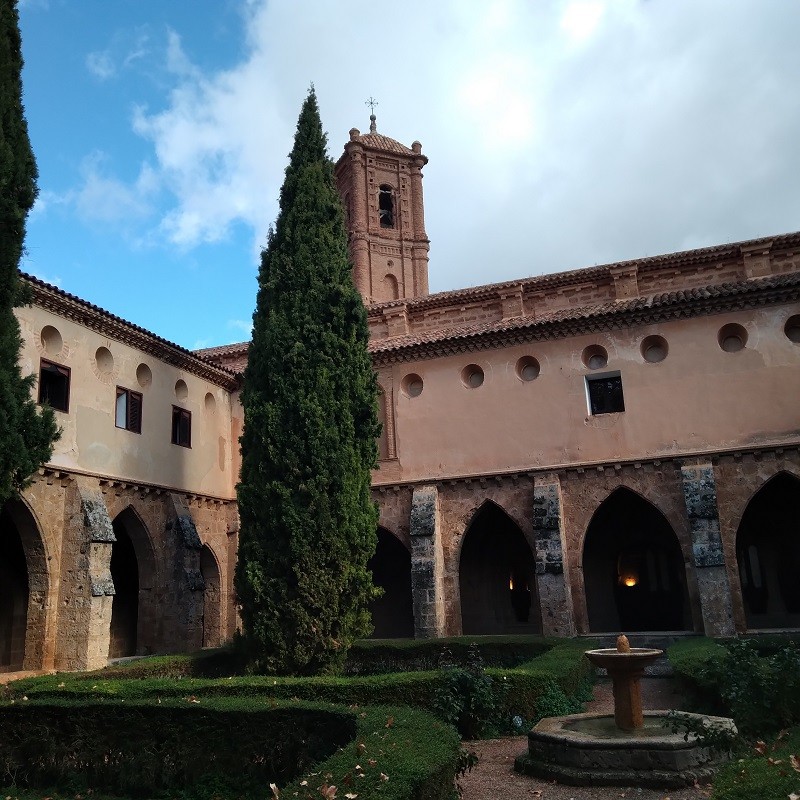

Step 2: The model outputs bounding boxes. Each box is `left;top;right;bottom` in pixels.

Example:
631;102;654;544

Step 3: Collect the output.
94;346;114;374
401;373;423;398
175;379;189;400
785;315;800;344
40;325;63;356
461;364;485;389
582;345;608;370
136;363;152;388
641;335;668;363
516;356;540;382
718;323;747;353
205;392;217;413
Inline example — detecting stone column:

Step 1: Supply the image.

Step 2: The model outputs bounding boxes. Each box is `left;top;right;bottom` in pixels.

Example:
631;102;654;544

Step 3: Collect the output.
55;479;115;671
167;495;205;652
680;465;736;636
532;481;576;637
410;485;445;638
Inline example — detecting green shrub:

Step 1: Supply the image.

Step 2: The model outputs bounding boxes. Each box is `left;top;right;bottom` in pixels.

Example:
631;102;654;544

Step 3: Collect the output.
433;645;497;739
668;638;800;734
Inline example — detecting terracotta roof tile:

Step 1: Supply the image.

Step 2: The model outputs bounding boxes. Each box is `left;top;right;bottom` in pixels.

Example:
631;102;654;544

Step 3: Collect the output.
354;132;415;155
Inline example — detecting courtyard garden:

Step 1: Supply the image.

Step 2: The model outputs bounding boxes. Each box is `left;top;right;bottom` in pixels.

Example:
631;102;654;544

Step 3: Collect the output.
0;635;594;800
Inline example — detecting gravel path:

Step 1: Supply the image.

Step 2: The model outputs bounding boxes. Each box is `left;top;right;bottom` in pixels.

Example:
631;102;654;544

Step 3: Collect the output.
457;679;715;800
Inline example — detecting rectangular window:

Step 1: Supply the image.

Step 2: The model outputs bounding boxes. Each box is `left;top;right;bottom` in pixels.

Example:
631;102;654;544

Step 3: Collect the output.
38;359;70;412
171;406;191;447
586;374;625;415
115;387;142;433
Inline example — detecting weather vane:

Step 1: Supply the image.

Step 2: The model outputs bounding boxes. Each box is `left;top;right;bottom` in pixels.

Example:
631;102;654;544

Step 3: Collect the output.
365;96;379;115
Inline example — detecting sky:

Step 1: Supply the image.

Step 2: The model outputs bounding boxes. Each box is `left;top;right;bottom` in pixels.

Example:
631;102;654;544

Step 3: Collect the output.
17;0;800;351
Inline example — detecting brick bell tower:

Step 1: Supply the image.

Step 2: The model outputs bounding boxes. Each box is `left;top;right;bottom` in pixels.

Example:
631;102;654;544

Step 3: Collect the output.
334;113;429;304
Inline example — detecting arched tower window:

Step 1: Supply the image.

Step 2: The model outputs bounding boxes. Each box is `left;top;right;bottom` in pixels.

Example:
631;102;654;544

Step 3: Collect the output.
378;185;394;228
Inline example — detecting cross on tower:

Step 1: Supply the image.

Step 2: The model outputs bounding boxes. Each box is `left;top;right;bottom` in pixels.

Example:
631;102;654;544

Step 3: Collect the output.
365;96;379;114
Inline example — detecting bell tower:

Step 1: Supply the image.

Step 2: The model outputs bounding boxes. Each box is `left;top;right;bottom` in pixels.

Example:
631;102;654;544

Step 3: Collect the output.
335;114;429;304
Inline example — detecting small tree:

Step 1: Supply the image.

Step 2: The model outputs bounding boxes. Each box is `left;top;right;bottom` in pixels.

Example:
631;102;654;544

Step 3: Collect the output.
0;0;58;504
235;88;380;674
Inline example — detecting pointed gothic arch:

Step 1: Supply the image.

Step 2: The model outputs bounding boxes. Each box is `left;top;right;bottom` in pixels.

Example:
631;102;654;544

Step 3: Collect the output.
459;500;540;634
582;487;692;632
109;507;157;658
0;499;50;671
368;528;413;638
736;472;800;629
200;544;223;648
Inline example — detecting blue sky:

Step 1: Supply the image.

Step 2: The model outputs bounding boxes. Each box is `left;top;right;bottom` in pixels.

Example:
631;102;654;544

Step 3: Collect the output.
17;0;800;351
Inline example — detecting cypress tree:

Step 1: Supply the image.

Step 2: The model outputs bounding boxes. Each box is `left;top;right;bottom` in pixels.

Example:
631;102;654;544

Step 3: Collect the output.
0;0;58;504
235;88;380;675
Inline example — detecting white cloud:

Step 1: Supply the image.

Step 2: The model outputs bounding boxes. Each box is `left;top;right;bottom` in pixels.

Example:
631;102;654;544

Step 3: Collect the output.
105;0;800;289
68;152;159;227
228;318;252;335
85;28;150;82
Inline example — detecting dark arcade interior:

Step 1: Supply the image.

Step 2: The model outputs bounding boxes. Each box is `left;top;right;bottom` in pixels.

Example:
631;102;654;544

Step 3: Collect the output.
459;502;540;635
0;505;29;671
737;473;800;629
583;488;692;633
368;528;414;638
109;513;140;658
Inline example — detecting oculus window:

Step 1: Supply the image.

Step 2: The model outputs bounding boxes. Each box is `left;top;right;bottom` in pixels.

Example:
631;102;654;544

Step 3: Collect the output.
586;373;625;415
38;359;70;412
116;387;143;433
171;406;191;447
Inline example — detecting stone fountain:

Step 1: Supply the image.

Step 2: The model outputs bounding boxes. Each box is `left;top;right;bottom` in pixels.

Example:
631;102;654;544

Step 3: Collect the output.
514;635;736;788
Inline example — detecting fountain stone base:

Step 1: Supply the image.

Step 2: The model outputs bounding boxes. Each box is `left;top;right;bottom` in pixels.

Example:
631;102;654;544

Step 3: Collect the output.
514;710;736;788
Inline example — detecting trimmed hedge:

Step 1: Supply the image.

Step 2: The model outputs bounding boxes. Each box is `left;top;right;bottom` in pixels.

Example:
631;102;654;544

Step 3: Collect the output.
344;635;555;674
0;697;353;797
6;640;594;725
666;637;728;713
0;698;461;800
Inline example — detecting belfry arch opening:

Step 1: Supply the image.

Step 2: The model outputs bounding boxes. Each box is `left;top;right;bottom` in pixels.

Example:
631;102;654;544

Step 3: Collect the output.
109;508;156;658
0;500;48;672
200;544;222;648
378;185;394;228
736;473;800;630
582;488;692;632
459;502;540;635
368;528;413;638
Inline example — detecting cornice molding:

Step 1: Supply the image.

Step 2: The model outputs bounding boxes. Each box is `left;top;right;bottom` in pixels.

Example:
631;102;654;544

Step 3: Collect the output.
22;273;240;391
370;274;800;366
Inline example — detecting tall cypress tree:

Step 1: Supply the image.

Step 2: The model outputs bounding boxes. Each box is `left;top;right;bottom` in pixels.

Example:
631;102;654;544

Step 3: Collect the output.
0;0;58;504
235;88;380;675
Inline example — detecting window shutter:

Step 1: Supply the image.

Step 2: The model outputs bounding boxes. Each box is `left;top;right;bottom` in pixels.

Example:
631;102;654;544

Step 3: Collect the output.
129;391;142;433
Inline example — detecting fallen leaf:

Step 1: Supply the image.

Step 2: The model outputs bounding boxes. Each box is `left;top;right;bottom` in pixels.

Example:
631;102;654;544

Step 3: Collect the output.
319;784;336;799
379;773;389;782
385;716;394;728
754;741;768;756
790;754;800;773
368;759;376;767
269;782;280;798
357;742;366;754
344;795;358;799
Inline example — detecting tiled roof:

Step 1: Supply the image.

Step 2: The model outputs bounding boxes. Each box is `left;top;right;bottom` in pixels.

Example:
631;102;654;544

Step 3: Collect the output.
368;272;800;360
21;272;240;390
194;342;249;359
354;132;415;155
366;230;800;317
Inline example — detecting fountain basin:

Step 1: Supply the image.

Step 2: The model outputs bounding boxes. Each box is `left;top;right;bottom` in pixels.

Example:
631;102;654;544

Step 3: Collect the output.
514;710;736;788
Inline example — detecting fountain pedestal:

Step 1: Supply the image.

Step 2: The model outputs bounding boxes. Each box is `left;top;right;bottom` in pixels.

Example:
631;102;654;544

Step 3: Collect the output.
584;647;663;731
